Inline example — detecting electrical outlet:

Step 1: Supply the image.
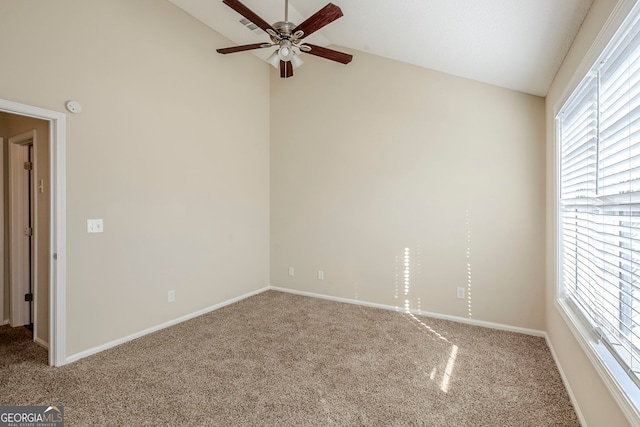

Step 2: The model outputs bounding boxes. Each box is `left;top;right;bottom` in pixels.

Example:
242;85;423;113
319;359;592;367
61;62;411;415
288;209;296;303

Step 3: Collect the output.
318;270;324;280
456;287;465;300
288;267;295;276
87;219;104;233
168;290;175;303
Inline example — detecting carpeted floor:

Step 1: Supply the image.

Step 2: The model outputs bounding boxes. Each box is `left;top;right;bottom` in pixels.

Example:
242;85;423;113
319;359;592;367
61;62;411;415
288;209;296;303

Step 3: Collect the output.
0;290;579;426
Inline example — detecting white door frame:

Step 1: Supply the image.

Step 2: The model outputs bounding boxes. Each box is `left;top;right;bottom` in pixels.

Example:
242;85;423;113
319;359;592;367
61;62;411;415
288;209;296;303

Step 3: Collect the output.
8;131;34;328
0;137;3;326
0;99;66;367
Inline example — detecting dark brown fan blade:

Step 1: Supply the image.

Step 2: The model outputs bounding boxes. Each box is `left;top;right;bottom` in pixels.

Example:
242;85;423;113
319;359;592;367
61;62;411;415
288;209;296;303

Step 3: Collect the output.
216;43;269;54
222;0;277;35
280;61;293;78
293;3;343;40
302;43;352;64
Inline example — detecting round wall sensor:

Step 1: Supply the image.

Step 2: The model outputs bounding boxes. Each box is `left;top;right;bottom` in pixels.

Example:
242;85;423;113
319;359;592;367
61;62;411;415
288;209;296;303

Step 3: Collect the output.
65;100;82;114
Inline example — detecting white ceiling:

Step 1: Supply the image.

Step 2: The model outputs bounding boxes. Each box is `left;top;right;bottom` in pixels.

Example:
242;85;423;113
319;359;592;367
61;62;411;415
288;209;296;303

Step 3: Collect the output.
169;0;594;97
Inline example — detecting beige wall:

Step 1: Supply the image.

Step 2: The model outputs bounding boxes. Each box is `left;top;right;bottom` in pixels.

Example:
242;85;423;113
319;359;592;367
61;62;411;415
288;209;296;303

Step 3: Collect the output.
0;0;270;356
0;114;6;323
1;2;630;423
270;50;546;330
1;113;51;345
545;0;632;426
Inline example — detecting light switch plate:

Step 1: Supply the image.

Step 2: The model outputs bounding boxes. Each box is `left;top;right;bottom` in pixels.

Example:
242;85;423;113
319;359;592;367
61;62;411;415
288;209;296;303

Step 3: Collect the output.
87;219;104;233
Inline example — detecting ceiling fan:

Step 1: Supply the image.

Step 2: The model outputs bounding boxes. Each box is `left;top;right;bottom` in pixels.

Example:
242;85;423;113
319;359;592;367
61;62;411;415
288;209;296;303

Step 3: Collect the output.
216;0;353;78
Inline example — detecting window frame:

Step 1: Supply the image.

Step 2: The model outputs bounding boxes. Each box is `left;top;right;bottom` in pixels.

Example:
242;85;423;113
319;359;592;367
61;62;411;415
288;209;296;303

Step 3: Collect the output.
554;1;640;424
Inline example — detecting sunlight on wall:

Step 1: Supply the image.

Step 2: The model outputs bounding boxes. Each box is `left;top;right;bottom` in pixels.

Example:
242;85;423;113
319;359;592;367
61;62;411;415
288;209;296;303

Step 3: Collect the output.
394;254;399;301
404;247;411;312
393;245;459;394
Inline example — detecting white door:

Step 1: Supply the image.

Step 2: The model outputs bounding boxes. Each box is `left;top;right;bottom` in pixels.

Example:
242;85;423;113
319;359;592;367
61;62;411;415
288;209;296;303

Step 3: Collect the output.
8;131;34;327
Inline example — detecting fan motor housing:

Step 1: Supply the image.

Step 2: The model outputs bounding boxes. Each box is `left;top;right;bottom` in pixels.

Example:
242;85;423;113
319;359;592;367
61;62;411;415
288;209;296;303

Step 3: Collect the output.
272;21;296;40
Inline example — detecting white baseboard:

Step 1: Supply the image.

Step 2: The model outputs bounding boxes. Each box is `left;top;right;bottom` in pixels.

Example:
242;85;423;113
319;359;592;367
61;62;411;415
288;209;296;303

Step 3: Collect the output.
544;333;587;427
269;286;546;337
2;319;8;326
57;283;588;426
64;285;545;365
66;286;269;364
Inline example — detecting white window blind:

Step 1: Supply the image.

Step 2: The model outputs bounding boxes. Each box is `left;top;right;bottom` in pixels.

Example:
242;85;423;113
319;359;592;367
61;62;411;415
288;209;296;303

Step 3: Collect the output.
559;4;640;387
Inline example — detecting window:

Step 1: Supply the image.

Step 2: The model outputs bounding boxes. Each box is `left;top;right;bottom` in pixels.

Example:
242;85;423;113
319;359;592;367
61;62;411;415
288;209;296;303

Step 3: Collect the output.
557;1;640;407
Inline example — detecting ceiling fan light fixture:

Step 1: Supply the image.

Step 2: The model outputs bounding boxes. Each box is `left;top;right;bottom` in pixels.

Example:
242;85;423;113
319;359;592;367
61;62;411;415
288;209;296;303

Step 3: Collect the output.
291;53;304;69
267;51;280;68
217;0;353;78
278;41;295;62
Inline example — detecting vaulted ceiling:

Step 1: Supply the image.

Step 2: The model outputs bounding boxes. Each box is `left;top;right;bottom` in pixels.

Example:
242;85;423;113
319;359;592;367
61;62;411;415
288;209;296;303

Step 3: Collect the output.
169;0;594;96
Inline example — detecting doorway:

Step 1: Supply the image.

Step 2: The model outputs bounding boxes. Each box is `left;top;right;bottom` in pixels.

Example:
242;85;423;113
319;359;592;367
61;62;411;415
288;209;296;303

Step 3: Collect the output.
8;131;36;335
0;99;66;367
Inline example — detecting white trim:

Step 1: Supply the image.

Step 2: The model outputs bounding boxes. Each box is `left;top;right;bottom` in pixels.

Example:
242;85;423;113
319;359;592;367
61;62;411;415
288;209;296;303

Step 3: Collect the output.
553;0;638;116
2;319;8;326
49;109;66;367
0;136;3;326
0;98;66;367
556;300;640;427
552;2;640;425
65;284;548;365
544;332;588;427
32;134;39;346
269;286;546;337
554;115;562;305
8;133;32;328
65;286;269;364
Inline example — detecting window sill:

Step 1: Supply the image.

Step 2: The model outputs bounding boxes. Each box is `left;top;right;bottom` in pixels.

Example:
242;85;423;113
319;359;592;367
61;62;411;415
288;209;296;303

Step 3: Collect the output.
556;298;640;426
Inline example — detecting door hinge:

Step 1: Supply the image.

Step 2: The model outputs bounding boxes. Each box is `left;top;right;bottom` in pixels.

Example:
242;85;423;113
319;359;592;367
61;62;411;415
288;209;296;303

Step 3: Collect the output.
24;161;33;170
24;293;33;302
24;227;33;237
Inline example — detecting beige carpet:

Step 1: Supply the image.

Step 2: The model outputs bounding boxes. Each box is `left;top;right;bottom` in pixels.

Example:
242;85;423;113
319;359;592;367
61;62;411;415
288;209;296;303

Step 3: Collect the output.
0;290;579;426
